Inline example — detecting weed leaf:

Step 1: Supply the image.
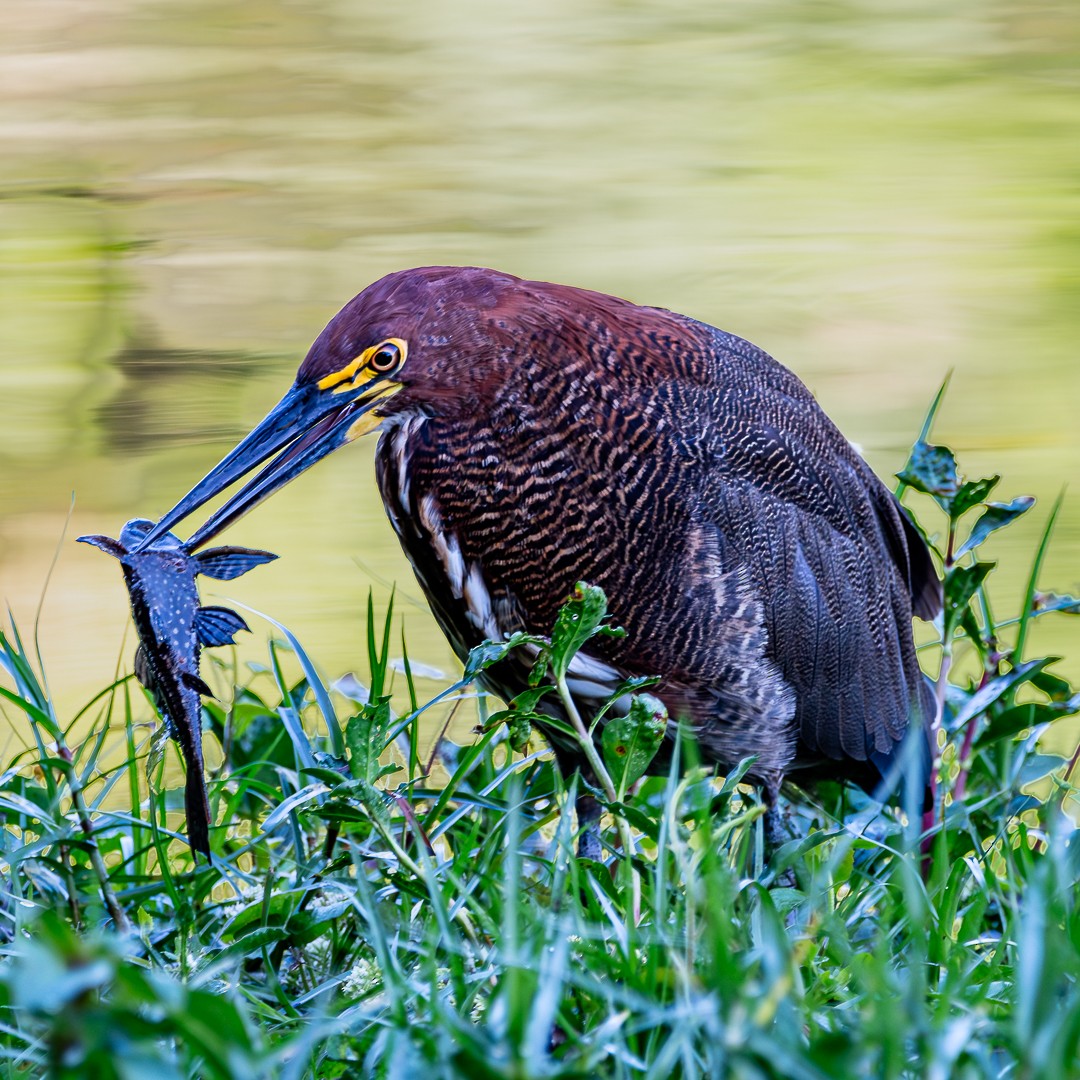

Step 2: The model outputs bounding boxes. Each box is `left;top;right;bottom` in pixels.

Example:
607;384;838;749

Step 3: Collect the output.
601;695;667;796
550;583;624;682
955;496;1036;558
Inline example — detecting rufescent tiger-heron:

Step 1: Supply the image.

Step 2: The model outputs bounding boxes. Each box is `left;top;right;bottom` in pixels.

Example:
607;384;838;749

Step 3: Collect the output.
138;266;941;854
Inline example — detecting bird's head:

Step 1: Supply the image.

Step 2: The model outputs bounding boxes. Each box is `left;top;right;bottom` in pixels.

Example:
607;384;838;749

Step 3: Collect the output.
136;266;527;550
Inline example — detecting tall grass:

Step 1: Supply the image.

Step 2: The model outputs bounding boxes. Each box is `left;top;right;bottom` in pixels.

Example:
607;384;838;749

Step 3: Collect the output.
0;424;1077;1079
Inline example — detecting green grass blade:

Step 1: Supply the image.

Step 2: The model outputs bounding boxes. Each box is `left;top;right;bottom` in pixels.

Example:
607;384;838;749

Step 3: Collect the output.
1014;490;1063;663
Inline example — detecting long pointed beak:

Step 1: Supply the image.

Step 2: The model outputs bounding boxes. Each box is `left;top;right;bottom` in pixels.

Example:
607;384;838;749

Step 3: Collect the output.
136;381;390;552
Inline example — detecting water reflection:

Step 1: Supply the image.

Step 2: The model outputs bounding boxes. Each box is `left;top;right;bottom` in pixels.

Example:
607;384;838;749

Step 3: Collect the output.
1;0;1078;750
96;337;272;453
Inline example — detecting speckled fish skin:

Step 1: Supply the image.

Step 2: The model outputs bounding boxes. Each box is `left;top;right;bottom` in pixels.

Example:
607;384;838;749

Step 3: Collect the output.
77;519;277;858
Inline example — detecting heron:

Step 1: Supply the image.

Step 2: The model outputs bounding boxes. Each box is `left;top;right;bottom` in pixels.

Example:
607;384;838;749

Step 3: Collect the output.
138;266;941;852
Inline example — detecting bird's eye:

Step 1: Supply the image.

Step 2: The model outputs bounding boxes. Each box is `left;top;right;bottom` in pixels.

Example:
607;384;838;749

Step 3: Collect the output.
369;341;402;372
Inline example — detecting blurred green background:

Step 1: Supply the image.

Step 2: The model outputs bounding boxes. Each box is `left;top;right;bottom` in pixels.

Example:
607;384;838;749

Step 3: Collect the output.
1;0;1078;725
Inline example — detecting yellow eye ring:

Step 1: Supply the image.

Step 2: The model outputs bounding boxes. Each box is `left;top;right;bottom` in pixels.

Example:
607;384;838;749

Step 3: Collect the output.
317;338;408;392
369;340;404;373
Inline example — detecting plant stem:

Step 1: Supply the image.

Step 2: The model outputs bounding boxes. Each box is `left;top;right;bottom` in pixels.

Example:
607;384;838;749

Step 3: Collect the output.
555;675;641;922
931;643;952;808
55;745;130;934
953;669;992;803
58;843;82;930
1015;492;1062;664
369;810;480;946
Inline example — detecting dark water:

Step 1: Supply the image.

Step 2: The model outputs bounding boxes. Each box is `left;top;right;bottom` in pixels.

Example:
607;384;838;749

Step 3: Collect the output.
2;1;1078;749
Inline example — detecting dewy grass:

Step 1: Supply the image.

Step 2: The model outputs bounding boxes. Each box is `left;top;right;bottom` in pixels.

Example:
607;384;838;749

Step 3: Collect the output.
0;426;1078;1079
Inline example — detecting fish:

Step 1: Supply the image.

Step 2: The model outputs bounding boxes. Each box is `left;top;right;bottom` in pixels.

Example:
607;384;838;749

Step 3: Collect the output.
77;518;277;859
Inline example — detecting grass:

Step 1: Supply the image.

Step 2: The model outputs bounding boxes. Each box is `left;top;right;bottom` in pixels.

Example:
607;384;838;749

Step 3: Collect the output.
0;420;1078;1079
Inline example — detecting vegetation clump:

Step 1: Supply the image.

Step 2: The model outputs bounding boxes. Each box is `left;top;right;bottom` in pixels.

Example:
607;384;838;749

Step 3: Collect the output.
0;414;1077;1079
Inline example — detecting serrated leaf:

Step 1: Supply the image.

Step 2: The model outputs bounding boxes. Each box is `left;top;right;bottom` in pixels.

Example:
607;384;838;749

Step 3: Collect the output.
950;475;1000;520
944;561;995;640
346;698;393;783
601;695;667;797
896;440;959;504
551;583;624;682
355;778;393;830
954;497;1036;559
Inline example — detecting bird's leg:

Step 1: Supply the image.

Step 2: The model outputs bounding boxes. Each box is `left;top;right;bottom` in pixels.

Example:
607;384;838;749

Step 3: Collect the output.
576;791;603;861
550;747;604;861
762;784;796;888
763;801;790;851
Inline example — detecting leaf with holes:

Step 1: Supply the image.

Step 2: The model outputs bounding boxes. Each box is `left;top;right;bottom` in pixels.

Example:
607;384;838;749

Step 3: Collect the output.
897;440;959;505
601;694;667;797
950;475;1000;520
550;583;624;682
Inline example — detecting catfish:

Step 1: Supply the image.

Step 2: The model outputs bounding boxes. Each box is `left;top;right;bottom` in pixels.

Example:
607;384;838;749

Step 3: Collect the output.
78;519;277;859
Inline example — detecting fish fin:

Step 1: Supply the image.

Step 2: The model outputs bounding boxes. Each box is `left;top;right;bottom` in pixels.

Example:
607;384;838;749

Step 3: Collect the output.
77;534;125;559
182;671;215;699
195;606;251;648
195;546;278;580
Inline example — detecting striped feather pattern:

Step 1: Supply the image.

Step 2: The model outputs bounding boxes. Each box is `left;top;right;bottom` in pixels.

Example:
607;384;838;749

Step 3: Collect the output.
303;266;941;798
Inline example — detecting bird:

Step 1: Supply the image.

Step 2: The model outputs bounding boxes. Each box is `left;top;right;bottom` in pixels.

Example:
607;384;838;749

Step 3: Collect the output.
138;265;941;851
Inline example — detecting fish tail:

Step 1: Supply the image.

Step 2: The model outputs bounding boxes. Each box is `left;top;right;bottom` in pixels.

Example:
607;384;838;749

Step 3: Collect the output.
185;764;212;859
166;686;211;858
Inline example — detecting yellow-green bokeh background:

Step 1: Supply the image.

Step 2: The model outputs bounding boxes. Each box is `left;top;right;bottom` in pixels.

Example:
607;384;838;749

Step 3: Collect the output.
1;2;1078;759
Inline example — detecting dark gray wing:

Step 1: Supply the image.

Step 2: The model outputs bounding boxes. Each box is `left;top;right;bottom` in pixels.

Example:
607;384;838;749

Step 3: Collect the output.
697;331;939;766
